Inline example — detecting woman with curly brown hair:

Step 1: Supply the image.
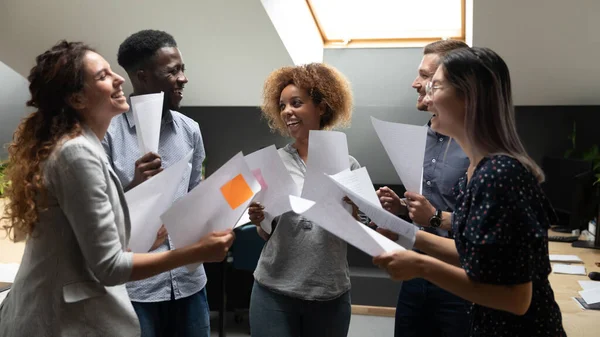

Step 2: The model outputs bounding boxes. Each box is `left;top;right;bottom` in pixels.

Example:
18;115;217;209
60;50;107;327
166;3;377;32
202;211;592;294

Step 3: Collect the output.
247;63;357;337
0;41;234;337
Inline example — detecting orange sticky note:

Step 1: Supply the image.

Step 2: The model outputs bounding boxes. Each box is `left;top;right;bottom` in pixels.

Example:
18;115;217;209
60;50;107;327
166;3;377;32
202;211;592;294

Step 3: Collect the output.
220;174;253;210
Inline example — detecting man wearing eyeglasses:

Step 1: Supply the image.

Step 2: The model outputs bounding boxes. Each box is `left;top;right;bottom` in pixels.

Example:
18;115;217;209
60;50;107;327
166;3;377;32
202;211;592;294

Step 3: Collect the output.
376;40;471;337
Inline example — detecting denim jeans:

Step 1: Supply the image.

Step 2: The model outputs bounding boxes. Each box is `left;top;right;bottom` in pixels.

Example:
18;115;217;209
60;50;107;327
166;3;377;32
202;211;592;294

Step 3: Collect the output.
250;281;351;337
132;287;210;337
395;278;471;337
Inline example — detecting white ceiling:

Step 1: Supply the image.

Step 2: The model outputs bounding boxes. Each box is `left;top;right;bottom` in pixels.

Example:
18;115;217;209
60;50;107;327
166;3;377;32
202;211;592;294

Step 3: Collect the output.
0;0;293;106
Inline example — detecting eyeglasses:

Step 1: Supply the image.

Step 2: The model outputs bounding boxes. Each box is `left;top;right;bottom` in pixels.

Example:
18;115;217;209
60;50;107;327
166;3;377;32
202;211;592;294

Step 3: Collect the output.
425;81;442;98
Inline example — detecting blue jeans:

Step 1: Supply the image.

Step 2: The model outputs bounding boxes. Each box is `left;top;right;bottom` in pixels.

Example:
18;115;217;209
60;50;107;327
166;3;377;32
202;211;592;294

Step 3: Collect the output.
250;281;351;337
395;278;470;337
132;288;210;337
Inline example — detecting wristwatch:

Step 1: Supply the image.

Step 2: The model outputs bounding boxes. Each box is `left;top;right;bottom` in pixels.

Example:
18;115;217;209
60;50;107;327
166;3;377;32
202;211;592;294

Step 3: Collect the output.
429;209;443;228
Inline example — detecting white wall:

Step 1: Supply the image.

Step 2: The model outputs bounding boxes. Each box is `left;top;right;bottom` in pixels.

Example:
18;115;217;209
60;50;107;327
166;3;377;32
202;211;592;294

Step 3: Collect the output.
0;61;31;159
261;0;323;65
0;0;293;107
473;0;600;105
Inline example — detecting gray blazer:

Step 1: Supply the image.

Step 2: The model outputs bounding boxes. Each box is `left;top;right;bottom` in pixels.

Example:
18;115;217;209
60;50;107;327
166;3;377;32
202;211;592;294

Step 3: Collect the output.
0;126;140;337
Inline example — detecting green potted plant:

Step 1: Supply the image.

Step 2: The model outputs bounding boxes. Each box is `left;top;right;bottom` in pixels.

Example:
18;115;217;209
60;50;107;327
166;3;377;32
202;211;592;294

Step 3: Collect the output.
565;122;600;186
0;161;8;197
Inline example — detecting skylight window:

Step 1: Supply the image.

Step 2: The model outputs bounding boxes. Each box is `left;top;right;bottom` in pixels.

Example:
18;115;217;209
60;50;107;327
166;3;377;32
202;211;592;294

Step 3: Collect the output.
307;0;465;47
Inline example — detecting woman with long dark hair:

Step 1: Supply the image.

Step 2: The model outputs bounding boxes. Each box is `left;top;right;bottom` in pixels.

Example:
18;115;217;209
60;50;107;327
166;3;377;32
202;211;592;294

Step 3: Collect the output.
0;41;234;337
374;47;565;336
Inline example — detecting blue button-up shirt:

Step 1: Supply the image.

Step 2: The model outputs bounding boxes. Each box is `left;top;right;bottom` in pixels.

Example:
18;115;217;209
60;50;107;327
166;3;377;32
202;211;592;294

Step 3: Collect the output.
421;124;469;237
102;109;207;302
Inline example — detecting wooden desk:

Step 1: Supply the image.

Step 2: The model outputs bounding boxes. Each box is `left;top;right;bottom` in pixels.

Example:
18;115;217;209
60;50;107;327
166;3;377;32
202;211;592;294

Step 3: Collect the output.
548;230;600;336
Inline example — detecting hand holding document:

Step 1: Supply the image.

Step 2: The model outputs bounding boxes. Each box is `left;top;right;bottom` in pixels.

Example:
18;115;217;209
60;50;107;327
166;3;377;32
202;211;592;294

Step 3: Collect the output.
125;150;193;253
326;167;418;250
243;145;299;233
161;152;261;269
371;117;427;194
131;92;164;154
289;195;404;257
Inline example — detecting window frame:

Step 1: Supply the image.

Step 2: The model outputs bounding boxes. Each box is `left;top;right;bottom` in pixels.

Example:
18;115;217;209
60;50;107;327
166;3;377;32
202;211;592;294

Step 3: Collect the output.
305;0;466;48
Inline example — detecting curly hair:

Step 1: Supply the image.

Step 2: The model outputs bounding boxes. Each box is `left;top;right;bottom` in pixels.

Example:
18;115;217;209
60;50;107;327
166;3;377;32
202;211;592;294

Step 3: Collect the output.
261;63;353;136
2;40;90;241
117;29;177;72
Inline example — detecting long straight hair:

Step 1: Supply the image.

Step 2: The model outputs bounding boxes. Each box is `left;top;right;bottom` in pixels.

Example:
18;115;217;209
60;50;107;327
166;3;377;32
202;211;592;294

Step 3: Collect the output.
441;47;544;183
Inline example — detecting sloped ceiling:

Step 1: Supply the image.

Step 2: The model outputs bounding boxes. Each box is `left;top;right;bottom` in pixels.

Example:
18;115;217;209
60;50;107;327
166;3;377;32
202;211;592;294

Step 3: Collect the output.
0;0;294;106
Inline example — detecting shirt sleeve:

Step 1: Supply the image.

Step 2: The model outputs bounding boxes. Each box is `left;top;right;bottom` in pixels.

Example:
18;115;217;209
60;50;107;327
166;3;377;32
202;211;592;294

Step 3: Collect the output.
459;163;542;285
188;122;206;191
47;141;133;286
101;132;114;166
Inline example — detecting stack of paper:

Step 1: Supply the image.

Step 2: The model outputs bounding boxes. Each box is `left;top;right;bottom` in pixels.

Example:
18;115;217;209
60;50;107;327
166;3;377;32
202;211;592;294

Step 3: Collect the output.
574;280;600;308
552;264;586;275
131;92;164;154
549;254;583;263
371;117;427;194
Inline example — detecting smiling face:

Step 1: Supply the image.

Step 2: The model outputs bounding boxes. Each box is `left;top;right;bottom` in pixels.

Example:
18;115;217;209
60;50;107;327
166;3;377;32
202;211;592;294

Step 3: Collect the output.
425;66;466;139
279;84;324;141
143;46;188;111
71;51;128;123
411;53;440;111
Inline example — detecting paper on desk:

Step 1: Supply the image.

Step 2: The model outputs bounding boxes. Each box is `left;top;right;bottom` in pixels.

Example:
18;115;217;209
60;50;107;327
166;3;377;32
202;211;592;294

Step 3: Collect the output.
549;254;583;263
579;287;600;305
552;263;586;275
578;280;600;291
131;92;164;154
371;117;427;194
161;152;261;270
301;130;350;209
125;151;193;252
289;195;404;257
326;168;417;249
243;145;299;234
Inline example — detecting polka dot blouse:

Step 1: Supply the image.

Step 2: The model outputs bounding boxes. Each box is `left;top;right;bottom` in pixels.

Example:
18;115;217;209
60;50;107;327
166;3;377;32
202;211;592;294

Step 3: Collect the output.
452;155;565;336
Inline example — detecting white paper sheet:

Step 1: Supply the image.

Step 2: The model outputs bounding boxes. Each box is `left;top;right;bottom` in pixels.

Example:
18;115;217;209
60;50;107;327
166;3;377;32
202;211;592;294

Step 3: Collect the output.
552;264;586;275
329;167;381;207
124;150;193;253
326;168;418;249
244;145;300;234
131;92;164;154
578;280;600;291
549;254;583;263
0;290;8;306
0;263;19;283
579;287;600;305
301;130;350;209
289;195;405;257
371;117;427;194
161;152;261;270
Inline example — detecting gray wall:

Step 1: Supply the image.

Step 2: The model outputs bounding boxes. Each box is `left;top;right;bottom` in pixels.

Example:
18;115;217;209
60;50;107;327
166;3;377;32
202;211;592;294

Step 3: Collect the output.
324;47;427;185
182;48;600;187
180;107;289;177
0;61;30;160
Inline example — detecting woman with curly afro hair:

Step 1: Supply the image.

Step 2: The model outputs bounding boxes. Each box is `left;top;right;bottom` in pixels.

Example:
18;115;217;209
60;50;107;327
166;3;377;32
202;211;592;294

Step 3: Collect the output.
247;63;359;337
0;41;234;336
